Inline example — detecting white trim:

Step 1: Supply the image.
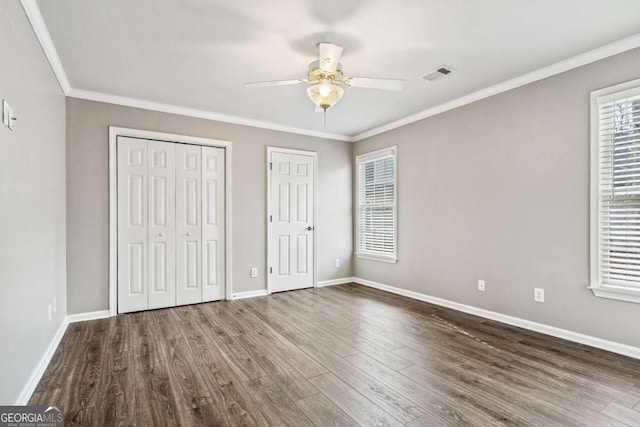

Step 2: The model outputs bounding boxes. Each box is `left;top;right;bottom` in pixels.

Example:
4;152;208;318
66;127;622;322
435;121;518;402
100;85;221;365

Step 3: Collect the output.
352;277;640;360
109;127;233;315
230;289;268;300
14;317;68;405
15;307;123;404
352;33;640;141
355;146;396;163
266;147;319;293
589;286;640;304
355;146;398;262
20;0;71;95
109;126;233;148
109;130;118;316
19;0;640;143
317;277;356;287
70;89;353;142
356;254;398;264
593;78;640;105
225;145;233;301
267;149;272;294
67;310;111;324
589;82;601;301
589;78;640;304
15;279;640;406
266;147;319;157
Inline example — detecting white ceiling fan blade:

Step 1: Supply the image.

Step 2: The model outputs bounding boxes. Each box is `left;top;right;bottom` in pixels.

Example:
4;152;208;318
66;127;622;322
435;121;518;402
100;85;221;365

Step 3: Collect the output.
244;79;307;88
318;43;343;72
344;77;405;91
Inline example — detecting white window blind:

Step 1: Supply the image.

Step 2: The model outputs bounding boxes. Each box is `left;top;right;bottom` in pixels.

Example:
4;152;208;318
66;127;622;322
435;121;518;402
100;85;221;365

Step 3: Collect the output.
356;147;397;262
593;82;640;301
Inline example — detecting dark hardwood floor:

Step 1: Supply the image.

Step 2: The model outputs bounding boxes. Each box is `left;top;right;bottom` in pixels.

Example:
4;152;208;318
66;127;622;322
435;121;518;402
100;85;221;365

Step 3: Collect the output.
30;284;640;426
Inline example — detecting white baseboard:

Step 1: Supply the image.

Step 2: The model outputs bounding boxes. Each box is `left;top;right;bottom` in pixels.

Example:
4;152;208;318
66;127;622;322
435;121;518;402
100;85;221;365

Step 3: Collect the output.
317;277;356;287
352;277;640;360
231;289;268;300
15;309;111;405
14;317;69;405
19;277;639;406
67;310;111;323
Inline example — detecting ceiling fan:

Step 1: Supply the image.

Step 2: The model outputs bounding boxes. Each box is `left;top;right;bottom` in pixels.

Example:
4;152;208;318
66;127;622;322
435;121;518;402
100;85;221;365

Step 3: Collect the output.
244;43;405;119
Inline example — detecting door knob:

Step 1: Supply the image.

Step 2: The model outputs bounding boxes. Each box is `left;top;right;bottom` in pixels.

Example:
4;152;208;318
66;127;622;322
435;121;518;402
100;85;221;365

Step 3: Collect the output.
186;232;192;236
306;226;314;231
158;232;164;237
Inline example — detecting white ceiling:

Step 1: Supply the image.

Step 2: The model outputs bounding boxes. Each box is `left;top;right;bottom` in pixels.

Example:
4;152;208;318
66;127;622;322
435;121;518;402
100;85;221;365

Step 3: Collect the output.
36;0;640;138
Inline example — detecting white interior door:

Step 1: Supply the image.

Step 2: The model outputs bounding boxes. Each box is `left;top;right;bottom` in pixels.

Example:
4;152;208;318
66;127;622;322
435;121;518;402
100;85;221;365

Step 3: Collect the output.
148;141;176;309
117;137;149;313
176;144;203;305
269;150;315;293
202;147;226;302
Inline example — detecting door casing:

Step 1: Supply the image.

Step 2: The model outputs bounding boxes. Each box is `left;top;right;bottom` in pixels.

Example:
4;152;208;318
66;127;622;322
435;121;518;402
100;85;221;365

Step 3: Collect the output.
109;126;232;316
266;146;318;294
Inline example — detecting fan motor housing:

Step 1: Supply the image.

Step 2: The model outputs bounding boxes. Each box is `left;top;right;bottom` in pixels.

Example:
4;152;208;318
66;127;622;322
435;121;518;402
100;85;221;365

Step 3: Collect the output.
307;60;343;82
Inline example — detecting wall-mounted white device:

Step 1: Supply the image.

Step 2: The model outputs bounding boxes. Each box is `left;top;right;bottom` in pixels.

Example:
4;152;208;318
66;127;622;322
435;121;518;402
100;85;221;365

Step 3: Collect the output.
2;100;16;131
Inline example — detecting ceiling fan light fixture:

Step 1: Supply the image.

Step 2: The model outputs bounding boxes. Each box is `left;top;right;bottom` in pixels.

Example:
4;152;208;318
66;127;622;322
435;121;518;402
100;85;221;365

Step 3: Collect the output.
245;43;404;116
306;79;344;110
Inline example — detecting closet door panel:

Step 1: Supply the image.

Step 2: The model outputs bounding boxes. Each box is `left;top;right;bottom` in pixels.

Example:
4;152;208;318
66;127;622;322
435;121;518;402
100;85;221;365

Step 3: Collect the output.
148;141;176;309
176;144;203;305
202;147;225;302
117;137;148;313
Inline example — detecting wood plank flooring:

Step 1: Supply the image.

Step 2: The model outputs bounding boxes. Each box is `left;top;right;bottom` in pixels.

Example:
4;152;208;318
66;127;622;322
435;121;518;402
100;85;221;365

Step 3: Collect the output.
30;284;640;426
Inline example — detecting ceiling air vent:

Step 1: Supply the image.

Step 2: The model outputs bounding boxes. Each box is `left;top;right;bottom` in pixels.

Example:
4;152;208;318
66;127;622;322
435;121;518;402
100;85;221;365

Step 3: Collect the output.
421;66;456;82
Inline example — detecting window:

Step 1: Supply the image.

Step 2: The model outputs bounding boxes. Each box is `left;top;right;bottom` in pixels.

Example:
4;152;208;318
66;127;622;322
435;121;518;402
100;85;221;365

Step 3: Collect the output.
356;146;397;263
591;78;640;303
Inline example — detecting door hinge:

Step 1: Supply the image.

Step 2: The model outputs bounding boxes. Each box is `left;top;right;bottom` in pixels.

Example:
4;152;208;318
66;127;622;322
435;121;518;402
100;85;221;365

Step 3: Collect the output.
270;215;272;222
269;162;273;171
269;267;273;274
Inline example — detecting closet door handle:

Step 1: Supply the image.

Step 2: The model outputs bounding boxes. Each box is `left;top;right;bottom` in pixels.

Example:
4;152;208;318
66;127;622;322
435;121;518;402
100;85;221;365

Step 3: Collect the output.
157;232;164;237
185;232;192;236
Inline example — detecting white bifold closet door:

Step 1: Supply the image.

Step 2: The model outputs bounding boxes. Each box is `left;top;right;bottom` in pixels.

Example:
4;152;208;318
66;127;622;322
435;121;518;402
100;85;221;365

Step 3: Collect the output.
175;144;202;305
117;137;225;313
148;141;177;310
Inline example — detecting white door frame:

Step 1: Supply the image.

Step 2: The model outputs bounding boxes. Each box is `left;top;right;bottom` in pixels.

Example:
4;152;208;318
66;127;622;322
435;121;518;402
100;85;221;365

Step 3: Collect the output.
109;126;233;316
266;146;318;294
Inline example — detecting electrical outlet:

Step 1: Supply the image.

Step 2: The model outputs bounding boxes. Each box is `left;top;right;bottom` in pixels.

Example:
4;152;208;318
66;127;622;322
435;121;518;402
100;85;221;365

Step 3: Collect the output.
250;267;258;278
48;304;52;321
534;288;545;303
334;259;341;268
53;297;57;314
478;280;485;292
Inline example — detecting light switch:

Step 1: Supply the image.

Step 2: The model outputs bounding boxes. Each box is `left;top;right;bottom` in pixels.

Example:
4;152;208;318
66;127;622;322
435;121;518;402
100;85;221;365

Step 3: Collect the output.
2;100;15;131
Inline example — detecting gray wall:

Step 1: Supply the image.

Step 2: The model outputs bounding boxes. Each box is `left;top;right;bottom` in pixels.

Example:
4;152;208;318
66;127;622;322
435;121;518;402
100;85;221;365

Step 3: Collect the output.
0;1;67;404
66;98;353;314
354;48;640;348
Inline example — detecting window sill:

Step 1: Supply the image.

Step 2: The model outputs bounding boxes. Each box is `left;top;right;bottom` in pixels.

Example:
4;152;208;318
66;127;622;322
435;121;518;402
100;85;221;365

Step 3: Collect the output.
589;285;640;304
356;253;398;264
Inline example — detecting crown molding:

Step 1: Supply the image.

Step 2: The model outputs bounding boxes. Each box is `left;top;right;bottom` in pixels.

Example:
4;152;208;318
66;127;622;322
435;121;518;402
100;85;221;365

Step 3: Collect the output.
20;0;71;95
20;0;640;144
67;88;354;142
20;0;352;142
352;32;640;141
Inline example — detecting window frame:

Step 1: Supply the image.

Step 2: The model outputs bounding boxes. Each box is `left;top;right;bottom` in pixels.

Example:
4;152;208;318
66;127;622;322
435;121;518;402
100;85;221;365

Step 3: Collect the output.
590;78;640;304
355;146;398;263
